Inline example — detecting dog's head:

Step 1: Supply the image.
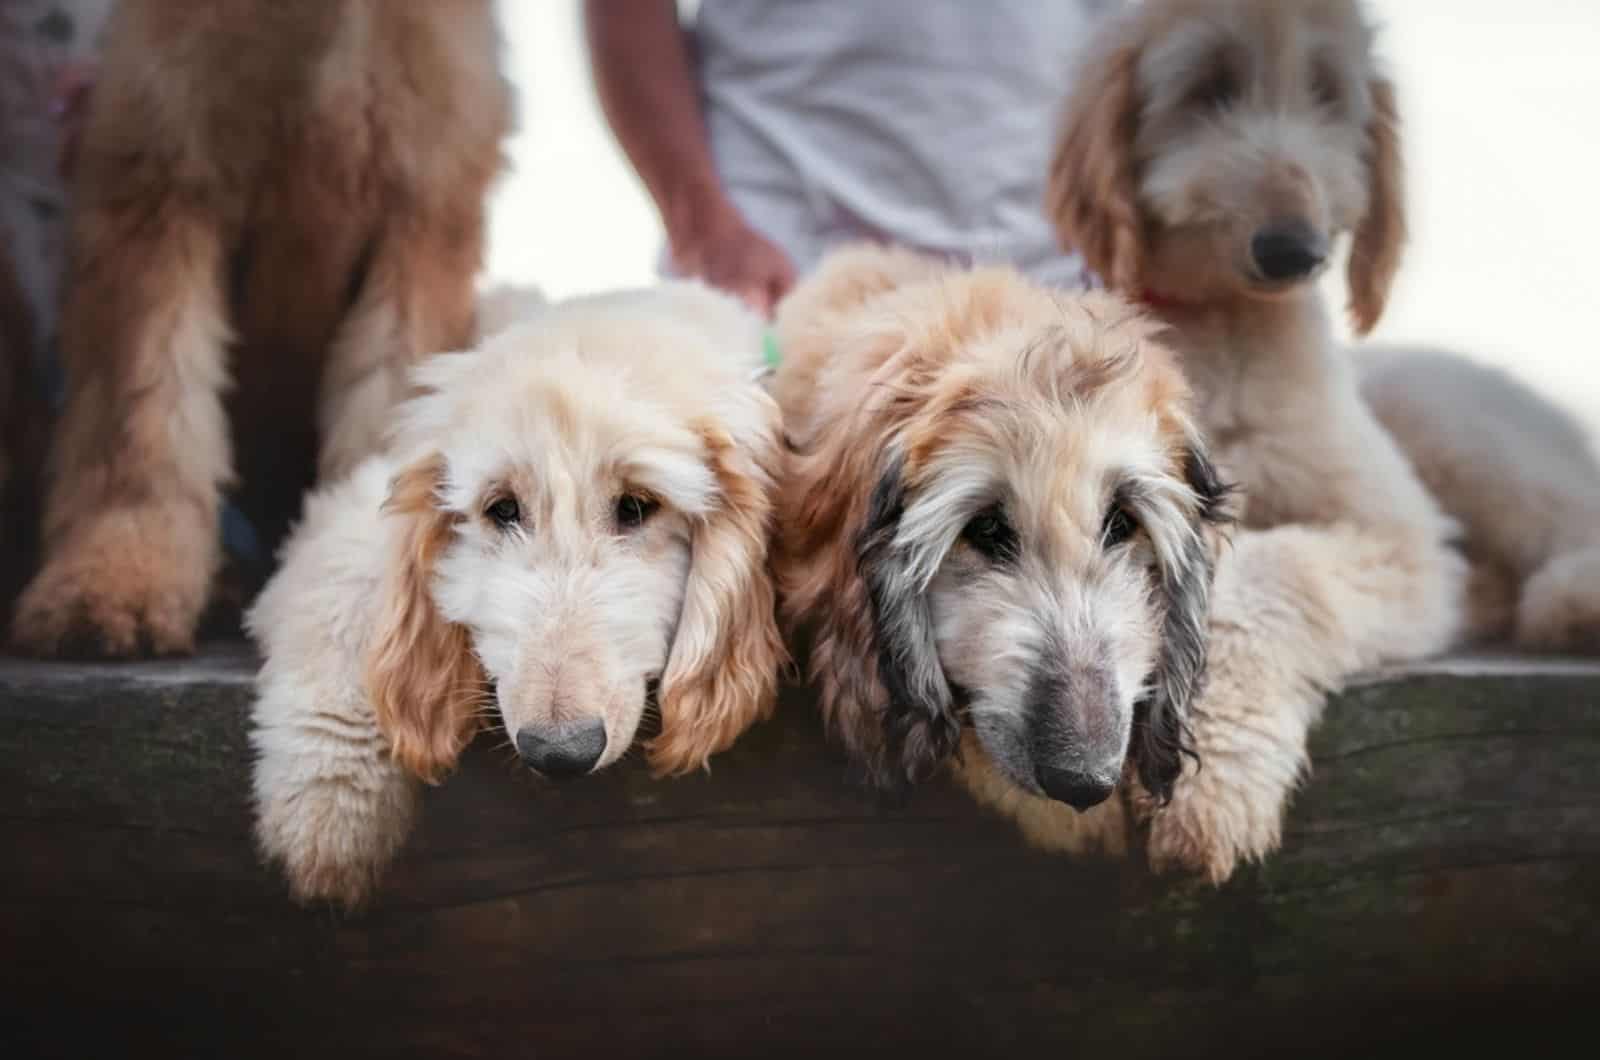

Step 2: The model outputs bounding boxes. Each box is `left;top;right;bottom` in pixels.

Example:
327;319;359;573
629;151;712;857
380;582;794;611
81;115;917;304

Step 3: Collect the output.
364;286;785;784
1048;0;1404;333
780;263;1229;808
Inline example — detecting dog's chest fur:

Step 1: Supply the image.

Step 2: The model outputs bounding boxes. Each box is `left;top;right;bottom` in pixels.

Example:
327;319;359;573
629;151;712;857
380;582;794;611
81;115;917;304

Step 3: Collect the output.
1158;294;1350;527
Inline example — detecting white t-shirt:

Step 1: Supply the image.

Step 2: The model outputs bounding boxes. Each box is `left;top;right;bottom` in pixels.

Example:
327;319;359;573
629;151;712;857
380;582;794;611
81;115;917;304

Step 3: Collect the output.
686;0;1120;288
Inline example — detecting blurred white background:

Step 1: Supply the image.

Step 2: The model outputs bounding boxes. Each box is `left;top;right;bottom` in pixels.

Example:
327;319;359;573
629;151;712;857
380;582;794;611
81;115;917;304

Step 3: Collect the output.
485;1;1600;431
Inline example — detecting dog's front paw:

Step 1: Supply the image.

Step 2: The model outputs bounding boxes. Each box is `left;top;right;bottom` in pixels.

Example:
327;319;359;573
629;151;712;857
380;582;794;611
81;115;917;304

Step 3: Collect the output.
1140;763;1292;885
10;507;213;658
253;756;419;911
267;833;386;911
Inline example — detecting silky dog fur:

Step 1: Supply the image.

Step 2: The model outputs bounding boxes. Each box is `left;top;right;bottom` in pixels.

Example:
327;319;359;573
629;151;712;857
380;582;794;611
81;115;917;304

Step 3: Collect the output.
771;244;1230;855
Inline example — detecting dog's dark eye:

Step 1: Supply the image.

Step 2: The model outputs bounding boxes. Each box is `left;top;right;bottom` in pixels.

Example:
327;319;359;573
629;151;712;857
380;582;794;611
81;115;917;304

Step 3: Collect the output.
1311;62;1342;108
616;493;660;530
485;496;520;528
961;505;1018;563
1190;67;1239;111
1101;503;1138;549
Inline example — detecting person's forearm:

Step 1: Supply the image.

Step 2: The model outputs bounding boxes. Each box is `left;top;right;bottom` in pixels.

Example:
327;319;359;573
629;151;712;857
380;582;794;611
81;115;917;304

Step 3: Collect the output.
584;0;731;243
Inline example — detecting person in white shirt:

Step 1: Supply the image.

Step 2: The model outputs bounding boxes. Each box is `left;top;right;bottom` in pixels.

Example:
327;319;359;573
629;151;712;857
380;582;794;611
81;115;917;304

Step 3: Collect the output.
586;0;1118;316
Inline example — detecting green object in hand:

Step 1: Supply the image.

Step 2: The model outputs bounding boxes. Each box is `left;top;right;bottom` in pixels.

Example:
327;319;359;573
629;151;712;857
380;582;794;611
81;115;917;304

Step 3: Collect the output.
763;329;783;369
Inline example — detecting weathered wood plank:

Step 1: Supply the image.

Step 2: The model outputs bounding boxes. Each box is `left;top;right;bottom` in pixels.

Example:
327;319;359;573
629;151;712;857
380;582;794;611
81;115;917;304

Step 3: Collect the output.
2;645;1598;1058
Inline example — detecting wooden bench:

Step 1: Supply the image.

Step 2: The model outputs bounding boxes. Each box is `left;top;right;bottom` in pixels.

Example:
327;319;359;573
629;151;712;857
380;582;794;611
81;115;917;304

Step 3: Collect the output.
4;645;1598;1058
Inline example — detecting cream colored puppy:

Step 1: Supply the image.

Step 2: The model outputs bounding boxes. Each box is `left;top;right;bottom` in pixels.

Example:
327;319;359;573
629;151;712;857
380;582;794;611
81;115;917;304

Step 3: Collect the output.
1046;0;1470;880
248;283;785;908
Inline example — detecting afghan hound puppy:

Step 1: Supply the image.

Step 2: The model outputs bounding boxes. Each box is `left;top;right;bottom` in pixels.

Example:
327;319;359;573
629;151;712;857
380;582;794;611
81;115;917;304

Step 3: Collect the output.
249;283;786;908
772;243;1230;857
1046;0;1473;880
11;0;512;658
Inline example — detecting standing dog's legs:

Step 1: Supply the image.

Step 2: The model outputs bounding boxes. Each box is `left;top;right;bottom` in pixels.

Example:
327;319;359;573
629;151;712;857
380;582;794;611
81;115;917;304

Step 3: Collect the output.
316;217;482;481
11;199;230;657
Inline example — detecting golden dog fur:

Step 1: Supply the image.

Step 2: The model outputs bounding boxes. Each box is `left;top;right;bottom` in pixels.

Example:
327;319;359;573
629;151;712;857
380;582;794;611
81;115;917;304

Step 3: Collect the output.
11;0;512;657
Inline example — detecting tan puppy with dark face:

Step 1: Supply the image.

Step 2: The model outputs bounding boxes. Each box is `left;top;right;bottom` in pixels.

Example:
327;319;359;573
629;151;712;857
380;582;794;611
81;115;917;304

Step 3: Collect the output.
773;244;1229;856
12;0;512;657
1047;0;1470;879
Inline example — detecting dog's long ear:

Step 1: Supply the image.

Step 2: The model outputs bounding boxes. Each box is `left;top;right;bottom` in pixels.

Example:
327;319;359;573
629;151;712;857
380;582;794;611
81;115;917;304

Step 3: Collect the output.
1046;31;1145;292
1347;75;1406;335
365;454;485;785
1133;441;1231;803
853;452;960;788
649;407;787;776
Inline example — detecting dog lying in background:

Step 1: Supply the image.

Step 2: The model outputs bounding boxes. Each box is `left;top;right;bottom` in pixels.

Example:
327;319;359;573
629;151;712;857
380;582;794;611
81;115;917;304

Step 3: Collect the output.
771;244;1229;855
1042;0;1600;880
11;0;513;657
1358;347;1600;651
250;283;786;908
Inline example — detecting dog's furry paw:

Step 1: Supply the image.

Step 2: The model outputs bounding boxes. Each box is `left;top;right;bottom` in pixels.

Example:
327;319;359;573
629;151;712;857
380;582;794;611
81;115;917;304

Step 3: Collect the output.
267;838;385;912
1140;768;1289;885
256;785;415;912
9;506;213;658
1517;546;1600;655
253;740;419;912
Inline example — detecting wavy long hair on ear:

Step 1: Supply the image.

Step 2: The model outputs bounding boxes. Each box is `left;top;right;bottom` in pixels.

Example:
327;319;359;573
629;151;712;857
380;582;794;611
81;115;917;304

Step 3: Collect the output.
364;454;486;785
854;449;960;788
778;351;964;794
1346;75;1406;335
1131;438;1234;803
1046;28;1145;292
648;405;788;776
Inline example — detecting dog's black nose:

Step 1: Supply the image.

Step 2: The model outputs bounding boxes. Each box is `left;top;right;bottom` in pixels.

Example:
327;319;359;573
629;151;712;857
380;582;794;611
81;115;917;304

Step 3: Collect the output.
516;719;607;779
1251;222;1327;282
1035;765;1116;812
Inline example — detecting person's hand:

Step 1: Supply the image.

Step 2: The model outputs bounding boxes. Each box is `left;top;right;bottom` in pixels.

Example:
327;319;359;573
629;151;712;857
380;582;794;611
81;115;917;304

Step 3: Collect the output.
51;60;95;179
668;206;796;318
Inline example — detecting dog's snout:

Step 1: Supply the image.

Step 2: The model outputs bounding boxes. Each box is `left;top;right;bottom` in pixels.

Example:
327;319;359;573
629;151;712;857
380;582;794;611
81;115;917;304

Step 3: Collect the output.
1034;765;1116;812
1020;662;1126;812
1250;221;1327;282
516;719;607;779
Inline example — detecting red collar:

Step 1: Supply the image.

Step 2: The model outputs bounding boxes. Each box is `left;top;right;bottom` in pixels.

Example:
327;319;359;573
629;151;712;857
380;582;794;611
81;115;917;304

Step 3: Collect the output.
1136;288;1199;313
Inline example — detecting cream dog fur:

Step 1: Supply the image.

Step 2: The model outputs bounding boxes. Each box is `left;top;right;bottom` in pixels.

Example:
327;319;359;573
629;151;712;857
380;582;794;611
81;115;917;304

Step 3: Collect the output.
1044;0;1475;881
249;283;785;908
1357;345;1600;652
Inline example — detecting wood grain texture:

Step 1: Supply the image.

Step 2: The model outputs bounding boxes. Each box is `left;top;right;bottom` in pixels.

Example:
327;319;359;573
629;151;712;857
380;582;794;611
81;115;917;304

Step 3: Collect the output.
2;645;1598;1058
